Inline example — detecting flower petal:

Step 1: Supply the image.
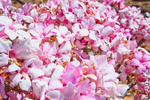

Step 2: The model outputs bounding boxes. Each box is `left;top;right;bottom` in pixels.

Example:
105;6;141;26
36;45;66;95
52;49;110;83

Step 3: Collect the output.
130;58;140;66
48;80;63;90
46;90;61;100
29;68;44;79
0;39;12;53
4;28;18;40
0;53;8;67
8;63;20;72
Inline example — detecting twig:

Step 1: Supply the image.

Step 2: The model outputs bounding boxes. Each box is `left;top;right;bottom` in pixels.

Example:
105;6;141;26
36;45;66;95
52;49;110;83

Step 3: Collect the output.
138;38;146;47
122;82;136;98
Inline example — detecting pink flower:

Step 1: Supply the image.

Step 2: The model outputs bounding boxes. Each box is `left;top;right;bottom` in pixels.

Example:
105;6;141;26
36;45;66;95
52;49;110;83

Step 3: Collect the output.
28;23;54;41
9;66;31;91
130;51;149;73
10;39;42;59
120;65;134;82
61;63;82;85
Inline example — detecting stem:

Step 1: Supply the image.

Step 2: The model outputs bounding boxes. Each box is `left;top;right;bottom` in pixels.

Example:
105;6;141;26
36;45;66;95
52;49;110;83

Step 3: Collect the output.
122;82;136;99
138;38;146;47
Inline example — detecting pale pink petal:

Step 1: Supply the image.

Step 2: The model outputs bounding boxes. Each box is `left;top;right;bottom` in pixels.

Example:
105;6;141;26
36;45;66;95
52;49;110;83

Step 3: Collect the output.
108;59;115;66
120;72;127;83
7;91;22;100
143;54;150;62
0;76;7;98
35;23;44;34
78;79;90;94
134;51;143;60
0;53;8;67
144;69;150;78
138;65;146;73
32;80;48;99
9;73;22;88
0;39;12;53
13;24;26;29
48;80;63;90
29;68;44;79
57;36;65;44
12;39;39;59
51;65;64;80
84;74;97;80
117;84;129;96
59;41;72;53
80;95;96;100
61;64;82;84
19;74;31;91
130;58;140;66
111;37;121;47
61;53;72;62
24;57;43;68
62;82;78;99
4;28;18;40
8;63;20;72
46;90;61;100
75;40;85;48
144;62;150;68
117;44;129;54
79;29;89;37
44;24;54;34
59;26;68;35
102;26;112;36
23;16;33;23
89;31;97;41
42;63;56;77
17;30;31;39
128;40;137;51
28;29;39;37
30;9;38;18
103;73;119;81
39;13;48;22
0;16;12;26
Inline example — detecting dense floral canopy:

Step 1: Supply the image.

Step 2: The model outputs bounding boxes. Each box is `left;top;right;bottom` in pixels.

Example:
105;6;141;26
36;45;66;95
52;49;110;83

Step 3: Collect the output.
0;0;150;100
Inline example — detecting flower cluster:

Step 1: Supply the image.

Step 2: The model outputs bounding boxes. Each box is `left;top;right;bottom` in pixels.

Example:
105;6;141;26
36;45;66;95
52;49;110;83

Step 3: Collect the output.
0;0;150;100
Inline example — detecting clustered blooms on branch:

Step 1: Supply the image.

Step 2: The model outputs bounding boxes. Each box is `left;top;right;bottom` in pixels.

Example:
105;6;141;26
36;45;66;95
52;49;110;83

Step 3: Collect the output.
0;0;150;100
